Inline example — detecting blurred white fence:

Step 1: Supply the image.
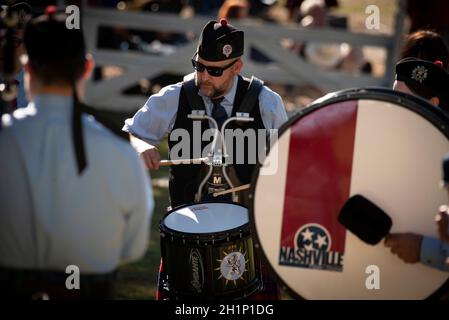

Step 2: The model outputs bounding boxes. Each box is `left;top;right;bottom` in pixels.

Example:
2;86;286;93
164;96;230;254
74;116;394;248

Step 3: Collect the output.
81;0;406;112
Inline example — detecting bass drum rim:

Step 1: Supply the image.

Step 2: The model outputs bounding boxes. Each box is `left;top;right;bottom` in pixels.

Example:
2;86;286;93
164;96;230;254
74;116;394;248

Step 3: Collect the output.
248;87;449;300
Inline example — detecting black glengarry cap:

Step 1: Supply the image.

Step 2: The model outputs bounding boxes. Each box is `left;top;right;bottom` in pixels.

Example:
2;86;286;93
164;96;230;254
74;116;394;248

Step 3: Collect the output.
197;19;244;61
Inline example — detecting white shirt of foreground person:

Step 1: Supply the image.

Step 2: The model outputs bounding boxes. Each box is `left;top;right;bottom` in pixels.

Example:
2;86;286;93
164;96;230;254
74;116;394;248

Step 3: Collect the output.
0;94;154;273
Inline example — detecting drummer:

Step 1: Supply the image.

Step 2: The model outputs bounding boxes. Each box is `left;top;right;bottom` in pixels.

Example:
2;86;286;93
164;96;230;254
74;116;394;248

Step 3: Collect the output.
393;57;449;113
123;19;287;207
384;154;449;271
123;19;288;299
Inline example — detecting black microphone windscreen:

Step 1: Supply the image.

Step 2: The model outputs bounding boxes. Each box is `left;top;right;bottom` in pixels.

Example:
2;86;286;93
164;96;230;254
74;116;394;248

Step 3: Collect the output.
338;195;392;245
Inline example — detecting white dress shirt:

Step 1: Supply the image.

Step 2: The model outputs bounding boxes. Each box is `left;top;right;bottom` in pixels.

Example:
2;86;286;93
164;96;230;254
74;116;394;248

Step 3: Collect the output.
0;94;154;273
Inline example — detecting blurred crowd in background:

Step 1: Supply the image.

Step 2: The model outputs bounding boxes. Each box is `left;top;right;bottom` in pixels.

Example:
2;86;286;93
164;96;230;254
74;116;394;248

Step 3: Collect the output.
9;0;449;111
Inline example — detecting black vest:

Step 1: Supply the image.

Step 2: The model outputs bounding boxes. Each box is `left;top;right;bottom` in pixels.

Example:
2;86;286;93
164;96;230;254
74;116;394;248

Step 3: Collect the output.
168;75;265;208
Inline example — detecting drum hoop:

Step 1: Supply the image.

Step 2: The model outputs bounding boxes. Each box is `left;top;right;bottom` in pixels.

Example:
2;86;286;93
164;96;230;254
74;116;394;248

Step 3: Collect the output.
160;222;251;244
160;200;251;242
248;87;449;300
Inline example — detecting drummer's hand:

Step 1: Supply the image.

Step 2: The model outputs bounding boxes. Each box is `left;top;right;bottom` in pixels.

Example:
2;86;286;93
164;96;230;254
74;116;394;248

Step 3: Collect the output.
384;233;423;263
140;146;161;170
129;134;161;170
436;205;449;243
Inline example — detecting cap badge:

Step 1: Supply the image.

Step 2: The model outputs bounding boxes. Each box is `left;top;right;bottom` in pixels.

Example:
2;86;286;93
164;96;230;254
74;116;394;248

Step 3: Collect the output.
223;44;233;58
411;65;428;83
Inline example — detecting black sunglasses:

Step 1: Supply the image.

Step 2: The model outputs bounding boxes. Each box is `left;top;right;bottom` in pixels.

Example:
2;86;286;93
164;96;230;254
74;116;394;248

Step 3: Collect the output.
191;54;238;77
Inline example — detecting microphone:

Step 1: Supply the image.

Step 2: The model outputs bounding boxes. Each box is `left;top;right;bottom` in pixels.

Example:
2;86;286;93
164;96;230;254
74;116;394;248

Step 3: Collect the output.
338;195;392;245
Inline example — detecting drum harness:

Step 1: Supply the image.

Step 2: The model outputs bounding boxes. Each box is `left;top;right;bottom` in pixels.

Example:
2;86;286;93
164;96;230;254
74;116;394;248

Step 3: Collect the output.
180;74;264;203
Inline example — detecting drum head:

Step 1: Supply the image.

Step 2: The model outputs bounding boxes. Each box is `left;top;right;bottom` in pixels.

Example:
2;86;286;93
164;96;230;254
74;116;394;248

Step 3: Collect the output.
250;88;449;299
163;202;248;234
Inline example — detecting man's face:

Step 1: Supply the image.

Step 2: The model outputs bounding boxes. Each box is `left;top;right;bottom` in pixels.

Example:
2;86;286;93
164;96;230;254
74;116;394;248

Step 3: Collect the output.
195;55;241;98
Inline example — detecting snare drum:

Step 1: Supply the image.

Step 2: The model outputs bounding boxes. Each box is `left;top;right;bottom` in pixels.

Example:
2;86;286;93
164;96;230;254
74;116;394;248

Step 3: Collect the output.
250;88;449;299
160;202;260;300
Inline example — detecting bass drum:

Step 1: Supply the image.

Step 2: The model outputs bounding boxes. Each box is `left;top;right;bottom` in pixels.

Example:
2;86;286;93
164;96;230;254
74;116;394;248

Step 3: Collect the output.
249;88;449;299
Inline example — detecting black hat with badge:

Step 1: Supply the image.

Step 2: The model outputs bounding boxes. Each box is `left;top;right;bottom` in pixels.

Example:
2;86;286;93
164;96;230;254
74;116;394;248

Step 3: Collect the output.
197;19;244;61
395;57;449;111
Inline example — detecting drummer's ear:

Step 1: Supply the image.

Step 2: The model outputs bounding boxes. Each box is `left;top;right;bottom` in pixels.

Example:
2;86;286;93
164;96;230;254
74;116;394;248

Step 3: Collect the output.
232;58;243;75
430;96;440;107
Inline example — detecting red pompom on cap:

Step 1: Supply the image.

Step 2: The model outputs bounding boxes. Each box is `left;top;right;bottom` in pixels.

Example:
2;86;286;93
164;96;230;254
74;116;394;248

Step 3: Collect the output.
435;60;443;68
45;5;57;17
220;18;228;27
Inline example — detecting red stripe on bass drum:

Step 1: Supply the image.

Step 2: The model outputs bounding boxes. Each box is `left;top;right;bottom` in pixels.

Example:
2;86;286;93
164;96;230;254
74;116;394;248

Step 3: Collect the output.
280;100;358;253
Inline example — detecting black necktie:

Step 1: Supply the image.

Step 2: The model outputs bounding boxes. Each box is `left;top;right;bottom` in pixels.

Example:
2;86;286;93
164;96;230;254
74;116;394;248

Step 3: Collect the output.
211;97;227;129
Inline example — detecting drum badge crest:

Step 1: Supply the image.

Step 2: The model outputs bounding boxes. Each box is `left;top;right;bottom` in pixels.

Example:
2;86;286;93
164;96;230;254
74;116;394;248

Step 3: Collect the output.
216;247;247;286
411;65;428;83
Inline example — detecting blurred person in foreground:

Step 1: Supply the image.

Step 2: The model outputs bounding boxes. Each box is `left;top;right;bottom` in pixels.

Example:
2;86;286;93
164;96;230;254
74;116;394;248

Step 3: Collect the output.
0;7;154;299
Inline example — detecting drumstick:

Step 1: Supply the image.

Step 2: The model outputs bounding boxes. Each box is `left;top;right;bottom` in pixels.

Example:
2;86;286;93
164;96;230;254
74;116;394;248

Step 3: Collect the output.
159;157;208;166
213;184;251;197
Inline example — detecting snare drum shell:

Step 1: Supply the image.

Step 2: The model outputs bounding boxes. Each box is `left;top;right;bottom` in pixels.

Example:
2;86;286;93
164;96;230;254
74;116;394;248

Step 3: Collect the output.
160;202;260;299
